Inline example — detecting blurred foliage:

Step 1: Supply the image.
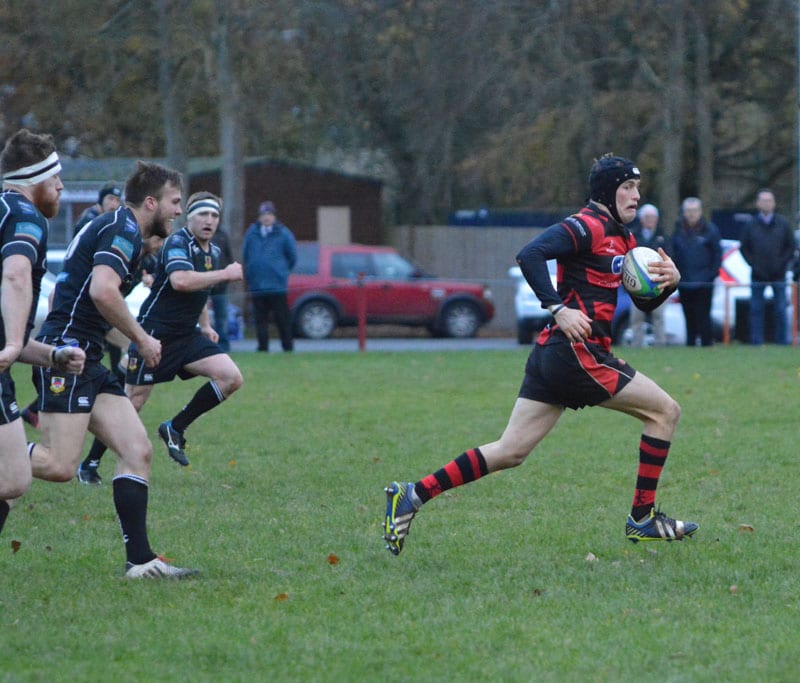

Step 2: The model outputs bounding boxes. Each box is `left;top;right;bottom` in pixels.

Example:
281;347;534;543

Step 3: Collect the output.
1;0;797;225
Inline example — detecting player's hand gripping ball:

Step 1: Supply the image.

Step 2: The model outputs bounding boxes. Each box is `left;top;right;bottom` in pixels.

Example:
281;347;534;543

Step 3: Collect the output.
621;246;662;298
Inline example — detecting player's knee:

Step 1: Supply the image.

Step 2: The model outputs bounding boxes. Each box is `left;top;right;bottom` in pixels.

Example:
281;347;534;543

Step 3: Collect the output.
48;462;78;483
120;439;152;469
220;368;243;396
667;397;681;426
1;473;32;499
657;397;681;430
495;443;532;469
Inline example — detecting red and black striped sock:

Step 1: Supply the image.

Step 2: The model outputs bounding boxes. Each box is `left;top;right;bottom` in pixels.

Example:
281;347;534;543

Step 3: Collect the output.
415;447;488;504
631;434;670;521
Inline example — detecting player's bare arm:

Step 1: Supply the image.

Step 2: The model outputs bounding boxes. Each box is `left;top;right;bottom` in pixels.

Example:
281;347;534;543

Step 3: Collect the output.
168;261;243;293
89;264;161;367
19;339;85;374
197;304;218;343
0;254;33;371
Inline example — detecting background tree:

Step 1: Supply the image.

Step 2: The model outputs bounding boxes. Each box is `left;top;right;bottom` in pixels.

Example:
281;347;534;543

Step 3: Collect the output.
1;0;798;231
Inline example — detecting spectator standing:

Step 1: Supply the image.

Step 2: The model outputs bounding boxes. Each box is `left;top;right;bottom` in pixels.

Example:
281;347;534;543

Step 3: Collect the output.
739;189;795;345
629;203;668;346
243;201;297;352
73;182;122;236
671;197;721;347
210;221;234;351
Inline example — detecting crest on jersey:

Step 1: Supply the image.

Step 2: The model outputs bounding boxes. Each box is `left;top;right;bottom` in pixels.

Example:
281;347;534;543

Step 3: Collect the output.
204;255;212;270
50;376;66;394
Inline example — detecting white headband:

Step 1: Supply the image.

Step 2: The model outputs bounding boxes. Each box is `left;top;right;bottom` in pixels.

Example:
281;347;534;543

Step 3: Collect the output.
186;198;220;219
2;152;61;186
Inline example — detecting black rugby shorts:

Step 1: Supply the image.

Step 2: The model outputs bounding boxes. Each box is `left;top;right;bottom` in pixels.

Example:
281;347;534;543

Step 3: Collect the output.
0;371;21;424
518;340;636;410
33;359;124;413
126;331;221;386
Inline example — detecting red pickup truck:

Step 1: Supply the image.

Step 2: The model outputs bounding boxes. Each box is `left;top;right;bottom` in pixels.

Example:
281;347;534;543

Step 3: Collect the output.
288;242;495;339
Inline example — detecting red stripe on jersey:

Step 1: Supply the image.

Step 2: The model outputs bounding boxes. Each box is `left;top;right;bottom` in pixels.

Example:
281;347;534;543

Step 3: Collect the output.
573;343;621;394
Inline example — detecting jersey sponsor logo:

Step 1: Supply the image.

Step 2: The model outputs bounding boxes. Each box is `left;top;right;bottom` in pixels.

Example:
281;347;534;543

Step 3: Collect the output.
124;217;138;233
612;254;625;274
111;235;135;260
15;221;43;242
19;202;36;215
168;248;187;260
9;400;18;412
49;376;66;394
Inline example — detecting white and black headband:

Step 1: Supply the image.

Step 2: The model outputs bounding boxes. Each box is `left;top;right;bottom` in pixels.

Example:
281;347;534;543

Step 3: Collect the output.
2;152;62;186
186;198;220;219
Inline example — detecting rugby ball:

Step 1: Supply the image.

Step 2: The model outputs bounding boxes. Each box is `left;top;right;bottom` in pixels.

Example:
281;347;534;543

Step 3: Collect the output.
622;246;662;298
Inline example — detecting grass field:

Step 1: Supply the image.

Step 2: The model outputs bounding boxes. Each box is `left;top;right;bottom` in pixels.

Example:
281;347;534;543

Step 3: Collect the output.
1;344;799;682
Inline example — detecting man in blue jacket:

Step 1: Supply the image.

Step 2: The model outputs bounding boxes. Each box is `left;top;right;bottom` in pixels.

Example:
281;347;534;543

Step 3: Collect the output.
242;201;297;352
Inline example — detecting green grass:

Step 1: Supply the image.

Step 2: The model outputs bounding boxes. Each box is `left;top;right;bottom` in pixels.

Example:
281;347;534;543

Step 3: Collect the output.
2;344;799;682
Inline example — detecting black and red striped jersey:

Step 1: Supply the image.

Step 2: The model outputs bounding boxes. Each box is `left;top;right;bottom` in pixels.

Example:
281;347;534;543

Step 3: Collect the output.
517;204;636;351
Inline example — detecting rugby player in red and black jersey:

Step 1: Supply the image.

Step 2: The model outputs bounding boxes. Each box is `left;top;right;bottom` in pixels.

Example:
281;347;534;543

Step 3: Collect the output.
383;154;698;554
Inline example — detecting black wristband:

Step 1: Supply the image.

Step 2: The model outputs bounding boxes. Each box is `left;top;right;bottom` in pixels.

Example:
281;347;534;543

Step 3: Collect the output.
549;304;565;316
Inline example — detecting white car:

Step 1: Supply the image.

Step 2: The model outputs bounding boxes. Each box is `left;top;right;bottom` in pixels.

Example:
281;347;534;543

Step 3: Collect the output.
508;260;558;344
710;239;795;343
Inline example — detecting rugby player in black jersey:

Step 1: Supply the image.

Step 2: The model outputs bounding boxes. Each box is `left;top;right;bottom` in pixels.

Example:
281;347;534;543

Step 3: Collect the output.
384;154;698;555
28;161;199;578
0;130;86;537
77;191;243;479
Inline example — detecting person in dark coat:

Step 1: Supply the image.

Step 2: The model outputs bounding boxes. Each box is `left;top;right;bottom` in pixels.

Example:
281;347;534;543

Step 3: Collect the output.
740;189;795;344
671;197;722;347
242;201;297;352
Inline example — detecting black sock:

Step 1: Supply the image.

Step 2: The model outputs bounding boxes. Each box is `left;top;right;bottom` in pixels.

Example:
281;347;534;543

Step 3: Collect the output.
0;500;9;536
112;475;156;565
83;437;108;469
171;381;224;433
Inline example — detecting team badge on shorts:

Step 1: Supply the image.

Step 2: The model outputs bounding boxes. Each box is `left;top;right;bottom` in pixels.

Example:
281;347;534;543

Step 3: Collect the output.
128;356;139;372
50;376;66;394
